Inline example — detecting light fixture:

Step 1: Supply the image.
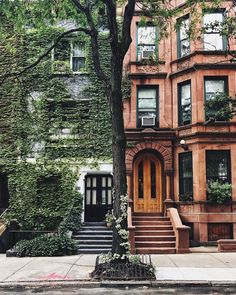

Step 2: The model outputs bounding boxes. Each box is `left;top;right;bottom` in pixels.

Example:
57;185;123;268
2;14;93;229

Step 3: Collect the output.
180;139;188;151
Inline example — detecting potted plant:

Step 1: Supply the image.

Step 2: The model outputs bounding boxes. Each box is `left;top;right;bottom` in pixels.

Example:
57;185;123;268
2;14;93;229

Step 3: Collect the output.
207;180;232;204
105;211;113;228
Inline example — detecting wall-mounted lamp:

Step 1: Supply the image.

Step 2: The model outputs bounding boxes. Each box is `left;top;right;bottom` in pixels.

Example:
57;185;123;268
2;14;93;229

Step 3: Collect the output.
180;139;188;151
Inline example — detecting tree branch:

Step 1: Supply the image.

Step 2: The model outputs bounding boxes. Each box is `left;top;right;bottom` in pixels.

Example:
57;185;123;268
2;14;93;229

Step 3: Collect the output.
121;0;136;57
71;0;110;90
0;28;91;83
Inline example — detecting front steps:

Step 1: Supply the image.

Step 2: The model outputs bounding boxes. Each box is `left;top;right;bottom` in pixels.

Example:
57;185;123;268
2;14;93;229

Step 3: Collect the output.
133;213;176;254
72;222;112;254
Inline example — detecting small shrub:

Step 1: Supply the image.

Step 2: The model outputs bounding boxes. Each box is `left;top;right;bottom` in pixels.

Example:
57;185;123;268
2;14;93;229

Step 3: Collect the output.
207;180;232;204
14;234;77;257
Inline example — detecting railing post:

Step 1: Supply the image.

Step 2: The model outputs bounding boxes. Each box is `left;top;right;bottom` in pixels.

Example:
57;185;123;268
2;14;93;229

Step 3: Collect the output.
127;206;136;254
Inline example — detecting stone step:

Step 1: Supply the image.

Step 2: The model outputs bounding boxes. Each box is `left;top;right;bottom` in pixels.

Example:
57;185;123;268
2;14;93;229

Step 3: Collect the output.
75;239;112;245
133;221;172;226
135;230;175;236
134;225;173;230
73;230;112;235
83;222;106;226
135;235;175;242
73;234;112;240
136;247;176;254
133;212;163;216
79;226;110;231
135;241;176;248
132;217;170;222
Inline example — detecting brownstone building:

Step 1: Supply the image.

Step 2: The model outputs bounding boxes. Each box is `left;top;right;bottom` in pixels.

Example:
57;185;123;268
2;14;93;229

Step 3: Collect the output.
124;0;236;253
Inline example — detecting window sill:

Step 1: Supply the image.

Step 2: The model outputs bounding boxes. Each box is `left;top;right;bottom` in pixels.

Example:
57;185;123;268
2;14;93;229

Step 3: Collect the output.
129;60;165;66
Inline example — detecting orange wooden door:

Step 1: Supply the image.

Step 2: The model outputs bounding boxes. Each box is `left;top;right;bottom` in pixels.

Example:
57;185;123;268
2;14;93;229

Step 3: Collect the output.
134;154;162;212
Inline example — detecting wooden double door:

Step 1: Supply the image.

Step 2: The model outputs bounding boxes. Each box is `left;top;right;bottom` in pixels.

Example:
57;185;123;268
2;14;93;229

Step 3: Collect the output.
134;154;162;212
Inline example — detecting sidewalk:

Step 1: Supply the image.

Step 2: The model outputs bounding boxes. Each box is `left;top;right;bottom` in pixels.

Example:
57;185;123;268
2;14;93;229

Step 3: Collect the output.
0;252;236;285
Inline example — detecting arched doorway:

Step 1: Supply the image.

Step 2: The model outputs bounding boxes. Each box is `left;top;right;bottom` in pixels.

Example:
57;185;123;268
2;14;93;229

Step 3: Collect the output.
133;153;162;212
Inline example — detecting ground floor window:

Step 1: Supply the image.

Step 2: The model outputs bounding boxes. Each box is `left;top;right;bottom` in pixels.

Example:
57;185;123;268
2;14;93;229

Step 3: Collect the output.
179;152;193;201
0;174;9;213
85;174;112;222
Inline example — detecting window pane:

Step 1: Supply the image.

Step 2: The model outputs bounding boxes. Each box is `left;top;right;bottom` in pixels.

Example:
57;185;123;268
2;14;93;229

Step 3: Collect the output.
92;190;97;205
179;83;191;126
205;80;225;100
102;177;106;187
138;89;156;99
138;26;156;44
107;177;112;187
86;190;91;205
107;190;112;205
138;161;144;199
206;151;230;183
204;13;223;32
92;177;96;187
179;153;193;198
151;161;156;199
86;177;91;187
204;34;223;50
72;57;85;72
180;18;189;39
138;98;156;109
180;39;190;56
102;190;106;204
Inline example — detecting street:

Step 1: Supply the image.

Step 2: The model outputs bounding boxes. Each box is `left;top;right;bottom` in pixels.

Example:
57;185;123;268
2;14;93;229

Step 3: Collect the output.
1;286;236;295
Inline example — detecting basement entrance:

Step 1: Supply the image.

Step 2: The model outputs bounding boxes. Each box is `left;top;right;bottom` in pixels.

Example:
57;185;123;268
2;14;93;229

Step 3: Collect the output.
84;174;113;222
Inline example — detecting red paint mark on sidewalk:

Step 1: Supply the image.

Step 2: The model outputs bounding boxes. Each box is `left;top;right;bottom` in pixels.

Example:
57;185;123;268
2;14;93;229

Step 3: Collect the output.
38;273;73;280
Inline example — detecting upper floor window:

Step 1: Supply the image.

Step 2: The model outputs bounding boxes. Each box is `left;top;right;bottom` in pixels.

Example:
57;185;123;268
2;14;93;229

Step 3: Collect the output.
204;77;227;121
137;25;157;61
177;16;190;58
137;86;158;128
203;11;226;51
178;81;191;126
52;39;86;73
206;150;231;184
179;152;193;201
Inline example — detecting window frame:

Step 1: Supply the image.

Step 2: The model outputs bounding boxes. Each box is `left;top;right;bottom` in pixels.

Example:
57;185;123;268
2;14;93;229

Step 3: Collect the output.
70;41;86;73
178;80;192;126
204;76;228;121
203;9;227;51
177;14;190;58
206;150;231;184
136;85;159;128
179;152;193;200
136;23;158;62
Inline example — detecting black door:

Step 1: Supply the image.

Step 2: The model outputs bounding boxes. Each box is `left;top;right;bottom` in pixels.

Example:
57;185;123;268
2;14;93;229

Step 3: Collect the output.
85;174;113;222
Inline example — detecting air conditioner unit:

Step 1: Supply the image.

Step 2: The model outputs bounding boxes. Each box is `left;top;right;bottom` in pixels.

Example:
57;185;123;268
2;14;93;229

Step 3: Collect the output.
141;116;155;127
142;49;154;60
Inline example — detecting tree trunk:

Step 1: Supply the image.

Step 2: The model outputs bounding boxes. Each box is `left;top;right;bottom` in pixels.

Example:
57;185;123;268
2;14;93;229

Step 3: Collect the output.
110;57;128;256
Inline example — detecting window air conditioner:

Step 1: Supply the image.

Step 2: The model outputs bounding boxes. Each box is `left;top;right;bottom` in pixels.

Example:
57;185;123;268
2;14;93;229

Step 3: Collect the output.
141;116;155;127
141;50;154;60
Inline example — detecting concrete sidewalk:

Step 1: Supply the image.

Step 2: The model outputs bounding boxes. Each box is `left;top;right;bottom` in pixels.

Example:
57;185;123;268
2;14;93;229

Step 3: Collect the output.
0;252;236;284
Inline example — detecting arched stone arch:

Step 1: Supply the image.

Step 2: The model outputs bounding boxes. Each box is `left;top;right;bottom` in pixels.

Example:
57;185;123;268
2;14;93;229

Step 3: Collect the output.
126;142;172;172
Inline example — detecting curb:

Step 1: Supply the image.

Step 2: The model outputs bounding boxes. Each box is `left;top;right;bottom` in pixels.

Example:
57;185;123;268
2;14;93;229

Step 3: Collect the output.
0;280;236;291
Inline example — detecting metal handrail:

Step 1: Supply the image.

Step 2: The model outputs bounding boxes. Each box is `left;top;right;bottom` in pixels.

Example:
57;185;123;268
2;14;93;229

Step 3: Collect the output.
0;208;9;221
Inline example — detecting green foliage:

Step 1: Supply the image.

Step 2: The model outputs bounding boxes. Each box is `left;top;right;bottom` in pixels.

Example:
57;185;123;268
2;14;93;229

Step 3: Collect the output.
207;180;232;204
14;234;78;257
5;162;82;231
205;93;236;123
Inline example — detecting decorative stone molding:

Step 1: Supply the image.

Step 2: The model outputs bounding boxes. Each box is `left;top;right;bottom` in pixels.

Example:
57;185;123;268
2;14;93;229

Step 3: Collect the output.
126;141;172;172
136;65;159;73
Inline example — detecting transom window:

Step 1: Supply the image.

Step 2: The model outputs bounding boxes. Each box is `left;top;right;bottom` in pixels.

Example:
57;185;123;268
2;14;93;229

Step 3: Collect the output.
206;150;231;184
178;81;191;126
137;87;158;128
177;16;190;58
179;152;193;201
204;77;227;121
137;25;157;61
203;11;225;51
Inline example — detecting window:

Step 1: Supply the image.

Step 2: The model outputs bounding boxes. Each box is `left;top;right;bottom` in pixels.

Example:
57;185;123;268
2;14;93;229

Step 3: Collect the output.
52;39;86;73
206;150;231;183
179;152;193;200
177;16;190;58
70;42;86;73
203;11;226;50
137;86;158;128
178;81;191;126
204;77;227;120
137;25;157;61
